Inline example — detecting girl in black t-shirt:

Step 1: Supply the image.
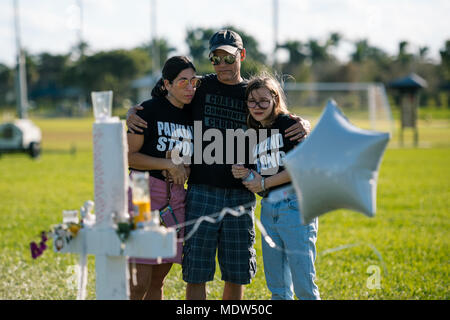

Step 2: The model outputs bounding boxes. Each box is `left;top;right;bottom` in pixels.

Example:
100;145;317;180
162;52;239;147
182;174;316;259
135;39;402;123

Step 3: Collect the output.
231;74;320;300
127;56;200;300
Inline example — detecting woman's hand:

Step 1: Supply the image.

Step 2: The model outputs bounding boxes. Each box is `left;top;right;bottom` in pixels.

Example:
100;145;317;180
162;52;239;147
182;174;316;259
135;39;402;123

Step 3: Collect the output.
126;105;147;133
231;164;249;179
242;170;263;193
184;165;191;179
285;115;311;142
167;162;188;185
165;150;188;185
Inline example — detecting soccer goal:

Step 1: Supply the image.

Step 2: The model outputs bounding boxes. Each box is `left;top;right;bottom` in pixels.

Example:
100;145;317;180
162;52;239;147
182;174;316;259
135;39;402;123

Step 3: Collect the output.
283;82;394;134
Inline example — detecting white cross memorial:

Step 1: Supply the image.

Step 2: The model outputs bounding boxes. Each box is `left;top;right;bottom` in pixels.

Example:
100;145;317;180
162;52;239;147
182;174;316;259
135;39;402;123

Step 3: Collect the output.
54;91;176;299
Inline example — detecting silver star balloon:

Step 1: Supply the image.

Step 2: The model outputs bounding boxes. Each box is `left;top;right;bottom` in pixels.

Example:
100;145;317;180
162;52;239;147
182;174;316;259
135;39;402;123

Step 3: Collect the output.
283;100;390;225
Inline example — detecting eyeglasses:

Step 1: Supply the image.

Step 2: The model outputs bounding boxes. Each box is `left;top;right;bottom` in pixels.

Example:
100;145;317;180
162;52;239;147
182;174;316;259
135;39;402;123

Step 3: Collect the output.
210;53;239;66
174;77;201;89
247;99;272;109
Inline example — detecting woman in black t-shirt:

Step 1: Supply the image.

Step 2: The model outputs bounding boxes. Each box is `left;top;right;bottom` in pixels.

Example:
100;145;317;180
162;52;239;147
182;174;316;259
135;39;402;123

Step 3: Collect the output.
231;73;320;300
127;56;200;300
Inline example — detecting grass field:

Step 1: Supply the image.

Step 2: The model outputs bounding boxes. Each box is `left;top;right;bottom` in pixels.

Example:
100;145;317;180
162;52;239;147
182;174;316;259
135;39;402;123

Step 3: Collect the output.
0;109;449;300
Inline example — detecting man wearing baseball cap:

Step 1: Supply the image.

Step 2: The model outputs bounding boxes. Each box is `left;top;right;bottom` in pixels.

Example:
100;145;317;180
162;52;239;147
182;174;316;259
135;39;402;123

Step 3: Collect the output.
207;29;246;85
127;29;310;300
181;29;257;300
209;29;243;54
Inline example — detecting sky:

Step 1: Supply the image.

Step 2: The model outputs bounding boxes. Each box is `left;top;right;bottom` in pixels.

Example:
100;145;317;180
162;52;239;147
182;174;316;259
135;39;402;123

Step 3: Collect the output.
0;0;449;67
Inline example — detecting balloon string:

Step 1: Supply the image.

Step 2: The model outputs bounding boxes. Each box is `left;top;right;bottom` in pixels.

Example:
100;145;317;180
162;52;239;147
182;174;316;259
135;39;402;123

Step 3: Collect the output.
166;201;388;277
319;242;388;276
175;202;255;242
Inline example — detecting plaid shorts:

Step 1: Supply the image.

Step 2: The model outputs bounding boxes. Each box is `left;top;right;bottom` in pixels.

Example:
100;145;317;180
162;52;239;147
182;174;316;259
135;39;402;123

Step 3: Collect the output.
182;184;257;285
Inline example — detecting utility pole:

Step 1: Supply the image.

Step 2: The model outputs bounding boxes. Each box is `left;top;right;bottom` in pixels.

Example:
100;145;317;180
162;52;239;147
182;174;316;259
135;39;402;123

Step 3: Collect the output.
76;0;84;57
150;0;159;73
13;0;28;119
75;0;86;113
273;0;279;72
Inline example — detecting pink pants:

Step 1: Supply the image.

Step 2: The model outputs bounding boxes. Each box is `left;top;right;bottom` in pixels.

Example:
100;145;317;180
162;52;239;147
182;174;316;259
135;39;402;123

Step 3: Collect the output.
128;173;186;265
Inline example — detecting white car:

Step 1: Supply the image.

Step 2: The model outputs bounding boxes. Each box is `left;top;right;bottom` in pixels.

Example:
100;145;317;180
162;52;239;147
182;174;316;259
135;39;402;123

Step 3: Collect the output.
0;119;42;158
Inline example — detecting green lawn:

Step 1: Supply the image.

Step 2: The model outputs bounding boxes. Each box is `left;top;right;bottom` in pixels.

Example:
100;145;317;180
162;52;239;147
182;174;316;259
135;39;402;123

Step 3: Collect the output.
0;111;449;300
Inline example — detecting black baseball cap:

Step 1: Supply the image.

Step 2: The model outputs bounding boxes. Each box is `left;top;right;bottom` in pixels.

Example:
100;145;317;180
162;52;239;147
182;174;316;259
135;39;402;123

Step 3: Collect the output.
209;30;244;56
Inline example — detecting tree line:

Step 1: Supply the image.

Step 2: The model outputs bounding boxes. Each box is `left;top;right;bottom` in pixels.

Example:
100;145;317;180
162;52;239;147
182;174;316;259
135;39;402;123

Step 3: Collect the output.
0;25;449;115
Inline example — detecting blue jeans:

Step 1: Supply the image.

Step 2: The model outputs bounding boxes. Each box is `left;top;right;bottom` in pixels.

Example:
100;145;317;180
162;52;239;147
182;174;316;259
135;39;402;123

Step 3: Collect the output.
261;189;320;300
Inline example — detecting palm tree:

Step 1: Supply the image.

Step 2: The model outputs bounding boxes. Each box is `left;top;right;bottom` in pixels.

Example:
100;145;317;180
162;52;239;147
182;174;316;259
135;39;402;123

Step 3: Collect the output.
327;32;341;48
351;39;370;63
440;40;450;80
185;27;216;64
307;39;329;64
306;32;341;64
350;39;389;64
398;40;412;64
418;46;429;60
277;40;307;65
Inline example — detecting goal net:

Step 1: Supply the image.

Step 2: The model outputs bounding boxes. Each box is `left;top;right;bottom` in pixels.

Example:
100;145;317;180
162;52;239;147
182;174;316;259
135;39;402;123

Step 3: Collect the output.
284;82;394;134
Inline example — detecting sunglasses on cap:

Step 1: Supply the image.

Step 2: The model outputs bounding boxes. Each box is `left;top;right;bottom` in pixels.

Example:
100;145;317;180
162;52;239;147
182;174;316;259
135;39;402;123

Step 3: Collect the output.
209;52;239;66
173;77;201;89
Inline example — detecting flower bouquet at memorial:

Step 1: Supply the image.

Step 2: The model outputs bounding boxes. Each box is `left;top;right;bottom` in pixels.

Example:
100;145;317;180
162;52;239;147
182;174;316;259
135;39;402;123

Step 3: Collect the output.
29;205;89;259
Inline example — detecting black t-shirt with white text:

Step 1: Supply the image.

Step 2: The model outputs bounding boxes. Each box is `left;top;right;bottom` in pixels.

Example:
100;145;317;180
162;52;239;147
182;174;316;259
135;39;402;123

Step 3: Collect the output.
252;113;299;193
129;96;193;181
188;74;250;189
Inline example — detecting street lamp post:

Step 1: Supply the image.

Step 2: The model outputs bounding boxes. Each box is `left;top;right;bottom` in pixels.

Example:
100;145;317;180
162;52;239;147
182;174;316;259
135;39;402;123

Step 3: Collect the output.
150;0;159;73
273;0;279;71
13;0;28;119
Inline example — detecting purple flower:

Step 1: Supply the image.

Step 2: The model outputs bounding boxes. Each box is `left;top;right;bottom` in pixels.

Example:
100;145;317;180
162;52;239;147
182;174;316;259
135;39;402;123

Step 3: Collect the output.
30;242;40;259
39;241;47;252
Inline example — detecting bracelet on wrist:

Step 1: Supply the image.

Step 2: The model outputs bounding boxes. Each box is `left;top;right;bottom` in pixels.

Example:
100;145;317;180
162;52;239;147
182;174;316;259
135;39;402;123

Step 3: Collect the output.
261;177;266;191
